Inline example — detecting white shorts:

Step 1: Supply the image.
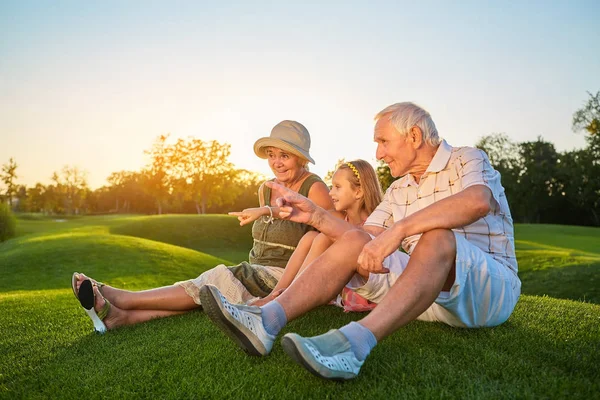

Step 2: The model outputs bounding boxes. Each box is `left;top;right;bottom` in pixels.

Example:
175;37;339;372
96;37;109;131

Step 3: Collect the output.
346;232;521;328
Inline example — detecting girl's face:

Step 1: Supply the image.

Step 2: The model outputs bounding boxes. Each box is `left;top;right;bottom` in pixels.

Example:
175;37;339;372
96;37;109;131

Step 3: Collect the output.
265;147;305;184
329;169;361;212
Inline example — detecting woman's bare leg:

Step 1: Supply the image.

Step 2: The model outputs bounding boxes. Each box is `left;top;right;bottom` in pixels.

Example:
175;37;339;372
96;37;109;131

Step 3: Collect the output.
91;285;189;330
75;274;199;311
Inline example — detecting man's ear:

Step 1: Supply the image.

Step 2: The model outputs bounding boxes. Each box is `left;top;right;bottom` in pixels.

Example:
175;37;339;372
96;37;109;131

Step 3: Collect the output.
409;126;424;148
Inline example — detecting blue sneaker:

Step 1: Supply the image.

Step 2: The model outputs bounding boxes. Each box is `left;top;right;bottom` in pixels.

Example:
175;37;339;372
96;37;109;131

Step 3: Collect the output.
200;284;275;356
281;330;364;380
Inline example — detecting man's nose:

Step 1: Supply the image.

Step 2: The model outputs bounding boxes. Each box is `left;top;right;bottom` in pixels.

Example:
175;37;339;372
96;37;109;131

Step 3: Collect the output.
375;144;384;160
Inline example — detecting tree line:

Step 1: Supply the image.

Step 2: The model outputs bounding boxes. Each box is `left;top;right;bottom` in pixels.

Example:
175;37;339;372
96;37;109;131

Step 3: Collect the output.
2;91;599;226
1;136;266;216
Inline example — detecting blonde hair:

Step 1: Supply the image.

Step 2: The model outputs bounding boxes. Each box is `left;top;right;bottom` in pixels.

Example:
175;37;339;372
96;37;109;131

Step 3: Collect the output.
374;102;441;146
336;160;383;215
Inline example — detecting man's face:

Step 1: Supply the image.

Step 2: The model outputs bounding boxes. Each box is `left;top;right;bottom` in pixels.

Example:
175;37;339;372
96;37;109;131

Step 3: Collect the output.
374;118;416;178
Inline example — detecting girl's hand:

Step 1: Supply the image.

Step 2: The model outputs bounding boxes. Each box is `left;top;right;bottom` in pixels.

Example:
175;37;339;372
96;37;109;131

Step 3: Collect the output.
228;207;267;226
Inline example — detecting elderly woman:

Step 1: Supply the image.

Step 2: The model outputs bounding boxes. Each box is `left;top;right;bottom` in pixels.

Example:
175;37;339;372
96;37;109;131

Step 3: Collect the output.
73;120;332;333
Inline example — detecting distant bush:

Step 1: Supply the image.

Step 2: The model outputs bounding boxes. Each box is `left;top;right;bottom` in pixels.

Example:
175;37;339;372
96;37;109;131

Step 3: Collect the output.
0;202;17;242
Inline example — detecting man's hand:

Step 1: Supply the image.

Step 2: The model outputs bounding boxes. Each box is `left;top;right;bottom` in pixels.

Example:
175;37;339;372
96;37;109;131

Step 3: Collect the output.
357;225;405;274
228;207;267;226
265;181;318;225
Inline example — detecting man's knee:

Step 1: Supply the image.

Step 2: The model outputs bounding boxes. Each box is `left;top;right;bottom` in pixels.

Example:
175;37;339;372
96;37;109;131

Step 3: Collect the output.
417;229;456;260
339;228;371;249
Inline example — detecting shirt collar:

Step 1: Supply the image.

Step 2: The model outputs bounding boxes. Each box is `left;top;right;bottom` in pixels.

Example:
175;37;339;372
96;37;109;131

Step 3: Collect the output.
425;139;452;174
388;139;452;189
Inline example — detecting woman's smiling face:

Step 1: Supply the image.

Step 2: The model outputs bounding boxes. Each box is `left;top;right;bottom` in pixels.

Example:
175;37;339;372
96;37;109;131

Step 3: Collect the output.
265;147;305;183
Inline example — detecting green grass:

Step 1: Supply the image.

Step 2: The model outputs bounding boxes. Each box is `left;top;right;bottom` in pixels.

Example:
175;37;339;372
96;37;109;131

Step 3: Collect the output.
515;224;600;303
1;216;599;399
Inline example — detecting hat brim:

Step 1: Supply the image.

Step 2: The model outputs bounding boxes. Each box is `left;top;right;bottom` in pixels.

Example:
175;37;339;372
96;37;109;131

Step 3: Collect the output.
253;137;315;164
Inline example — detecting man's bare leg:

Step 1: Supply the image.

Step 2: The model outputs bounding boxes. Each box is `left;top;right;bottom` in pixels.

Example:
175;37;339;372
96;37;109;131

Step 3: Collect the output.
276;229;372;321
278;229;457;379
358;228;456;340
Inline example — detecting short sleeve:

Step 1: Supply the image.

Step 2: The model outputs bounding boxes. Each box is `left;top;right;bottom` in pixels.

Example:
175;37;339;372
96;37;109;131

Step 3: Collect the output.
364;187;395;229
456;148;503;207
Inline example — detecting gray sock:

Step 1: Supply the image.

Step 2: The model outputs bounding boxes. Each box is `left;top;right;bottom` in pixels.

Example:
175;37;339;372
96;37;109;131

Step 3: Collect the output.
339;321;377;361
260;300;287;336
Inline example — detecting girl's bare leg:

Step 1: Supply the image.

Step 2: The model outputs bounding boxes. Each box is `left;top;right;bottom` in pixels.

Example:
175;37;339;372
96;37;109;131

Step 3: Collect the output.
267;231;319;293
296;233;333;277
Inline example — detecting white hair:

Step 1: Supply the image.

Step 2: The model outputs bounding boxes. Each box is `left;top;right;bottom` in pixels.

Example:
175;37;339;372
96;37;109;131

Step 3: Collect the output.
374;102;441;146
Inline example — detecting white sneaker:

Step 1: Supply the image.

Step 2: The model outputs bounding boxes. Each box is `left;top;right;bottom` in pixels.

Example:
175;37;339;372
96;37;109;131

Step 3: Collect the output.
281;330;364;380
200;284;275;356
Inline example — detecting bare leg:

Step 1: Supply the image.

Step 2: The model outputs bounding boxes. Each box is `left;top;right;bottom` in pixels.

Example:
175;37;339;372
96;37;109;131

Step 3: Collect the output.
276;229;371;320
268;231;319;293
296;233;333;277
75;274;199;311
358;229;456;340
91;285;188;330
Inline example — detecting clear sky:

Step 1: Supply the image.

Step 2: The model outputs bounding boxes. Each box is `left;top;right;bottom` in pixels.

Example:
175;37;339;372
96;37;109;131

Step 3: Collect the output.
1;0;599;189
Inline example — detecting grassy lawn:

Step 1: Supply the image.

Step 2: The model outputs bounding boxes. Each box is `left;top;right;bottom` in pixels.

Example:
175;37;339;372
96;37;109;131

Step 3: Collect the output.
1;215;599;399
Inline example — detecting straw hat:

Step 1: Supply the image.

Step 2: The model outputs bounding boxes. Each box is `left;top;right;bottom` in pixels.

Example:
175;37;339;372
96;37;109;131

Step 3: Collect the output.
253;120;315;164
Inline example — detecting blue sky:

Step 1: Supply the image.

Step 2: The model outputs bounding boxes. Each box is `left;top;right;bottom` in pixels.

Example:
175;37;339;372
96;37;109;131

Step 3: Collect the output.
1;1;599;189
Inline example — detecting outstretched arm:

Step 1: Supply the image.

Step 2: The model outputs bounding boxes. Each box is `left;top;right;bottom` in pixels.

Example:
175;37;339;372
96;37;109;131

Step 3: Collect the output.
228;206;280;226
266;181;355;241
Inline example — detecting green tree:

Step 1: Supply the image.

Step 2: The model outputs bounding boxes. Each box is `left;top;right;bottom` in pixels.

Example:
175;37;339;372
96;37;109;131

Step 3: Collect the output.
23;183;46;213
570;91;600;225
60;166;88;215
1;158;18;207
475;133;520;216
376;160;396;192
171;138;239;214
323;158;346;187
572;90;600;156
0;201;16;242
144;135;172;215
515;138;560;223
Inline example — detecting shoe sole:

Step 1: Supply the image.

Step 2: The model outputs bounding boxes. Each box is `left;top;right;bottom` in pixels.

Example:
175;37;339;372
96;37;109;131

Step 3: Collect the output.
77;280;107;334
281;334;352;381
200;285;266;357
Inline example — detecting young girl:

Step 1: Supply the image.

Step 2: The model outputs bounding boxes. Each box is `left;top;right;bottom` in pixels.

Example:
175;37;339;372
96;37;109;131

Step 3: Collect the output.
250;159;384;311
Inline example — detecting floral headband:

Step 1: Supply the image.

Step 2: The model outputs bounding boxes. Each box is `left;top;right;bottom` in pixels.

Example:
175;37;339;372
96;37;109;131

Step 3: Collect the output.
346;162;360;182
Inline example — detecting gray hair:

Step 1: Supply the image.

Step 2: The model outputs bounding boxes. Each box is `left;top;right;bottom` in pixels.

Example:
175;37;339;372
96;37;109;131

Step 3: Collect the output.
374;102;441;146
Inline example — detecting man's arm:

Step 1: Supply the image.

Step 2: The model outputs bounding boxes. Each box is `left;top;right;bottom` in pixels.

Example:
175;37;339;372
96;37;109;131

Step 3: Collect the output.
266;181;355;240
358;185;494;273
391;184;492;240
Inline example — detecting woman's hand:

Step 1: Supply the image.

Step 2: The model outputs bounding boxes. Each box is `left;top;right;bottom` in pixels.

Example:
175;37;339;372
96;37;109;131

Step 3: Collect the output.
228;207;268;226
248;288;286;306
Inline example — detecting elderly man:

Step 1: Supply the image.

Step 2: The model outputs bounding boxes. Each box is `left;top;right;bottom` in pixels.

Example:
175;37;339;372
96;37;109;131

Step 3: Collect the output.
200;102;520;380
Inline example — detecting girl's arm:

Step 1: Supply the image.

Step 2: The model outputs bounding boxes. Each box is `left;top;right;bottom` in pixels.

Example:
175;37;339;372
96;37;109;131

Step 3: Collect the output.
250;230;319;306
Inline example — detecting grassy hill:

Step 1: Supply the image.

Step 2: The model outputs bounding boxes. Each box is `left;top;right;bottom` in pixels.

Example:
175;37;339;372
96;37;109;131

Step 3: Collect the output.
0;215;598;399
